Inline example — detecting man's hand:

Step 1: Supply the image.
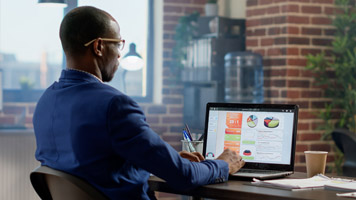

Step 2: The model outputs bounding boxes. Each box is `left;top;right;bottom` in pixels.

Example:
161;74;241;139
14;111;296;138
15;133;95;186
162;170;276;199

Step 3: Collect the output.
216;148;245;174
179;151;205;162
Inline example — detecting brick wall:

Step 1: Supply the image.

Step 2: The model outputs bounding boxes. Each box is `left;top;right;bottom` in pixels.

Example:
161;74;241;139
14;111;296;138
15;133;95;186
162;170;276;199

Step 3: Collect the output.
139;0;206;150
246;0;336;172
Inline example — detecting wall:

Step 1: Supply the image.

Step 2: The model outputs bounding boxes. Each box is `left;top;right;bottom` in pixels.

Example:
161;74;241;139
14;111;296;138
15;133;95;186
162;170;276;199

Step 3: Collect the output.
0;0;339;181
245;0;336;172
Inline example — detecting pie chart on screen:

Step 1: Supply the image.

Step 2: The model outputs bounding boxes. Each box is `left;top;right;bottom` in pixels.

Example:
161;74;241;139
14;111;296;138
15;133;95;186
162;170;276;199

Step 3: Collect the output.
247;115;258;128
264;117;279;128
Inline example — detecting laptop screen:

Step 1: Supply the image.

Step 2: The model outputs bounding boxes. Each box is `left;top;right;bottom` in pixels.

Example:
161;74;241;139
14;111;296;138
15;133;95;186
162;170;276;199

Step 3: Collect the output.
203;103;299;171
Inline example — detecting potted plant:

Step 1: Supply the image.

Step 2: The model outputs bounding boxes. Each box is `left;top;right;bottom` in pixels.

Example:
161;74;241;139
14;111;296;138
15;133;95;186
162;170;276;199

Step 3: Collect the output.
305;0;356;175
205;0;218;16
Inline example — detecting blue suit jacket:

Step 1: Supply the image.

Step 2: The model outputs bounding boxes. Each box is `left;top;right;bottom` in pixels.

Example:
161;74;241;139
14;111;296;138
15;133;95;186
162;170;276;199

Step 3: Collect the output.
33;69;229;199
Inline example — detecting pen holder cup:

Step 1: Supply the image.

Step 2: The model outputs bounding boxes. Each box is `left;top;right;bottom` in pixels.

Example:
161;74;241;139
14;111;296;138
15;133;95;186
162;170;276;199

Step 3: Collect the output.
181;140;204;154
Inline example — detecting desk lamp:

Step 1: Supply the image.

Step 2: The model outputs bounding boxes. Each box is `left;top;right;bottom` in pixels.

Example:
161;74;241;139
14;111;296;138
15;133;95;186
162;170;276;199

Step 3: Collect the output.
120;43;144;92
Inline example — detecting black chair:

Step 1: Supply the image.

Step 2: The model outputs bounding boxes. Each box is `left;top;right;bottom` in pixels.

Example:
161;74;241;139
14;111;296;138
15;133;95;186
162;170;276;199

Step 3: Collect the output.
30;165;108;200
332;129;356;177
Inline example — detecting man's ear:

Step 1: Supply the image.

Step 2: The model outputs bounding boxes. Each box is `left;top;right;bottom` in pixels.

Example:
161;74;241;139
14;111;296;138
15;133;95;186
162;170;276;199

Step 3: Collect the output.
92;38;103;56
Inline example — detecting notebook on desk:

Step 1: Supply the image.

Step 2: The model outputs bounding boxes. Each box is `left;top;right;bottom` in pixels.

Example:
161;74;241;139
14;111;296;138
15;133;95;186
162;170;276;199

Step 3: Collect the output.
203;103;299;180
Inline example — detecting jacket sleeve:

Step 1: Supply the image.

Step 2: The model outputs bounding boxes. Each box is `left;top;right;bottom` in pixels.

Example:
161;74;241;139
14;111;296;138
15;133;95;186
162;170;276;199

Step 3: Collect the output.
106;95;229;190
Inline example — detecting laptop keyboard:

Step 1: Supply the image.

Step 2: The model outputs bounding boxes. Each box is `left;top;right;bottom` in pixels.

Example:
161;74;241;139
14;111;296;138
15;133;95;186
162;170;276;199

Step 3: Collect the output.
238;169;285;174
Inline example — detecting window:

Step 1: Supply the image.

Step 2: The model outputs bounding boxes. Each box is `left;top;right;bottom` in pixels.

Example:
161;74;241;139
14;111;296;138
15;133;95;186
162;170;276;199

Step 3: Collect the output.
0;0;153;102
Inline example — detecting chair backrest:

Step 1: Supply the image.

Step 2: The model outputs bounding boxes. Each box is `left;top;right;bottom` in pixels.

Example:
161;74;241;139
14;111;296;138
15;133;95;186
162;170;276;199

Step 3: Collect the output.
30;166;108;200
332;128;356;177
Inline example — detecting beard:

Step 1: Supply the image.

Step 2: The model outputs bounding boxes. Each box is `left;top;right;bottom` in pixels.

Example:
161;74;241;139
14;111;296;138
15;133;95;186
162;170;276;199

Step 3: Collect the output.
101;64;118;82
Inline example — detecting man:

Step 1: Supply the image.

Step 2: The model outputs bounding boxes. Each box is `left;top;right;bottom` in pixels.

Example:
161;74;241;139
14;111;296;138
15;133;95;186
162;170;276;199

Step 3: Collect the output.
33;6;245;199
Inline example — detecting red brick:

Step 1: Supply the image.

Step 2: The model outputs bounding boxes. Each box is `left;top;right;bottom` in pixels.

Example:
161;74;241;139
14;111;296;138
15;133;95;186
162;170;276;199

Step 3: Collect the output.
274;37;287;45
324;28;336;36
169;107;183;114
164;5;183;13
299;133;322;141
265;89;279;98
151;125;169;134
311;101;329;109
282;26;299;34
259;0;273;5
312;38;333;46
287;48;299;56
301;48;322;56
288;37;310;45
147;105;167;114
281;4;299;13
261;17;274;25
287;58;307;66
261;38;274;46
267;6;280;14
162;97;182;104
271;79;286;87
184;7;203;14
299;111;318;119
163;15;181;22
287;90;300;98
274;16;287;24
267;48;284;56
298;122;310;131
310;143;331;152
301;90;322;98
247;0;258;7
266;69;287;76
246;39;258;47
302;5;322;14
162;116;183;123
311;0;333;3
287;69;300;76
146;116;159;124
312;17;332;25
302;27;322;35
288;16;309;24
264;58;286;66
324;7;335;15
254;49;266;56
296;144;309;152
287;100;309;108
268;27;281;35
288;80;310;88
246;19;261;27
247;28;266;37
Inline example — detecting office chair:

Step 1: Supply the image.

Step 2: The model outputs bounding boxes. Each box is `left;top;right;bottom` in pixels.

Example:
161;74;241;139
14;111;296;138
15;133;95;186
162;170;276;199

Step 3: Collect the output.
30;165;108;200
332;129;356;177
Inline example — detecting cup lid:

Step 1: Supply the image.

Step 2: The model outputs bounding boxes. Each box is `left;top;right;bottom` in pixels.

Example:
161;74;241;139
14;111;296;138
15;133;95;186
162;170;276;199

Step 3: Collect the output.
304;151;328;154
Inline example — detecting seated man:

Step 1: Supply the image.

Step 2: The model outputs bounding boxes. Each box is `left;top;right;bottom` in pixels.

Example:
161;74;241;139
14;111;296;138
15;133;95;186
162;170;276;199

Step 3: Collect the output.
33;6;245;200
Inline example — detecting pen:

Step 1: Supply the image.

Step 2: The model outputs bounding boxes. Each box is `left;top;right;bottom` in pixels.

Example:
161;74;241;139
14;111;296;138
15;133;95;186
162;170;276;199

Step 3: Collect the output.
182;129;196;152
184;123;193;141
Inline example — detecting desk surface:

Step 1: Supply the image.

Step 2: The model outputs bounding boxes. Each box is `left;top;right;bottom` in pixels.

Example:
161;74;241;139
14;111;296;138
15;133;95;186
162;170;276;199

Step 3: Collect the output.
148;172;348;200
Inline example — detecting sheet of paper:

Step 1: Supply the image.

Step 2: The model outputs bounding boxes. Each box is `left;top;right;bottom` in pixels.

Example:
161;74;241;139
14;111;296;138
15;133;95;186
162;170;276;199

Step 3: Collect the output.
252;174;331;189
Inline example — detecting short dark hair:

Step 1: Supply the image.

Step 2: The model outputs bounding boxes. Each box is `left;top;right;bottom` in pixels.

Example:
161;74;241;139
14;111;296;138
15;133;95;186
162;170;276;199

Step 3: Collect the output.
59;6;114;55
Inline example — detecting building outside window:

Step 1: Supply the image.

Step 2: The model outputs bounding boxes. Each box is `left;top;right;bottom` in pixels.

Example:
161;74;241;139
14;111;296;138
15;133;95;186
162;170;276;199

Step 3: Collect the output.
0;0;153;103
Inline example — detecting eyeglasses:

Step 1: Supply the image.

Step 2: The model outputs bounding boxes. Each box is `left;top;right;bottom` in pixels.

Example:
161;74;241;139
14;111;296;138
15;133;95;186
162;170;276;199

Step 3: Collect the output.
84;38;125;51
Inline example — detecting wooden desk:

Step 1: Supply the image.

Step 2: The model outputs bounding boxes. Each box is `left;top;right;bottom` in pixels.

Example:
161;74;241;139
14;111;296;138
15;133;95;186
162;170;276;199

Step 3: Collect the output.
148;172;347;200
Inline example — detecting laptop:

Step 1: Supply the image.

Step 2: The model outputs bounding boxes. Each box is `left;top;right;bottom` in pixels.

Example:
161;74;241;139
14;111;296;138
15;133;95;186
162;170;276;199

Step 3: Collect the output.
203;102;299;180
